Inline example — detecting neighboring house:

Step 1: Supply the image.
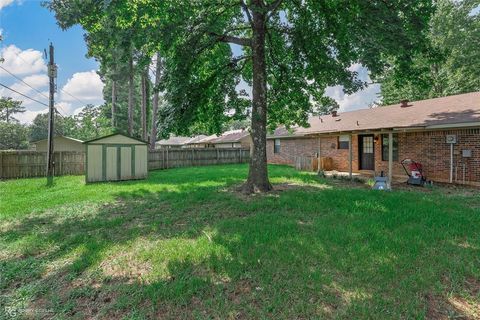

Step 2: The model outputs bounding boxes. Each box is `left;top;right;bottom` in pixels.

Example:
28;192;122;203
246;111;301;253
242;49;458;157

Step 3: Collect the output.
267;91;480;186
196;129;251;149
155;136;193;149
156;130;252;149
31;136;84;152
182;135;214;148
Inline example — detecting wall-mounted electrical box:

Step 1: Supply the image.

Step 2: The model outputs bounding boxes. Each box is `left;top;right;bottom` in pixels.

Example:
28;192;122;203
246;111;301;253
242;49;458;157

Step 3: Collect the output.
462;149;472;158
446;134;457;144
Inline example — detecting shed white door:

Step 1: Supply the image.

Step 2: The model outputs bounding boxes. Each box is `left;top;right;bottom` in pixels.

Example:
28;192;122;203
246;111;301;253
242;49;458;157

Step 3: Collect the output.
120;147;132;180
106;147;118;180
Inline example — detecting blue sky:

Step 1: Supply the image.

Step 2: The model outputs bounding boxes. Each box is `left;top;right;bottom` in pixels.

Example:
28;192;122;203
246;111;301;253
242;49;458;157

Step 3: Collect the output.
0;0;104;122
0;0;98;84
0;0;384;123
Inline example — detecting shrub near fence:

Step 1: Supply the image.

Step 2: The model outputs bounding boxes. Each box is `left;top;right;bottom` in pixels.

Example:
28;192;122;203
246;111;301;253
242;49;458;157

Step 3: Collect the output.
0;148;250;179
0;151;85;179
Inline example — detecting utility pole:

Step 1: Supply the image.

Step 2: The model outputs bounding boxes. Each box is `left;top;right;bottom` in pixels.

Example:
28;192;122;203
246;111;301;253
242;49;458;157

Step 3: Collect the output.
46;43;56;185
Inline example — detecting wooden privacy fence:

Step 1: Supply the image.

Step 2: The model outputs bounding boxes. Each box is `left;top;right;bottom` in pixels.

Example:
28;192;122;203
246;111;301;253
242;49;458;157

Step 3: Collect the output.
294;156;334;172
148;148;250;170
0;148;250;179
0;151;85;179
294;156;317;172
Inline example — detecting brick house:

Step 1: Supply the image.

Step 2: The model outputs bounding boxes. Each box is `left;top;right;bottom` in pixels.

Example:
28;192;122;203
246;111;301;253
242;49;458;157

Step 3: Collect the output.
267;92;480;186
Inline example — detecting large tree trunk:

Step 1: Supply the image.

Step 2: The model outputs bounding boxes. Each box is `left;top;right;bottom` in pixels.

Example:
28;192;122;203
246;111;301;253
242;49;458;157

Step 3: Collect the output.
141;69;148;141
242;1;272;193
111;79;116;128
150;54;162;150
127;56;134;136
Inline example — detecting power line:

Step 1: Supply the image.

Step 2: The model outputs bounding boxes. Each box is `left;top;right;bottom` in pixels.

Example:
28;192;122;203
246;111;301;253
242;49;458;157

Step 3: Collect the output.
5;48;80;117
59;87;89;106
0;67;68;116
13;49;33;67
0;82;48;106
0;65;49;99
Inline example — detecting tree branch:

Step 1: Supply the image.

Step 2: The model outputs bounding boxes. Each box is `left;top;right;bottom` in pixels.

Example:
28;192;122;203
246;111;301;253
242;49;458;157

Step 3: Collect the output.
241;0;254;28
267;0;283;14
209;32;252;47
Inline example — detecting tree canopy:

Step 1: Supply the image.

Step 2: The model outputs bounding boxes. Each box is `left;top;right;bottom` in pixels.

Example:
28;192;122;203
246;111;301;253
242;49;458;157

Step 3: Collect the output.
380;0;480;105
47;0;435;192
0;97;25;123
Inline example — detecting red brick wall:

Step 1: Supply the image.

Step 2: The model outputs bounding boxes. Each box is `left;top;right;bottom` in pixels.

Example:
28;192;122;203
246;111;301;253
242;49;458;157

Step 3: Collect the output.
267;136;360;171
267;129;480;185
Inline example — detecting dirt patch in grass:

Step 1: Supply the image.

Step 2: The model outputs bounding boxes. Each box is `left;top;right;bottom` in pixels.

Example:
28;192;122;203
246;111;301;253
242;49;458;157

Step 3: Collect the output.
426;293;479;320
224;182;331;201
426;277;480;319
100;250;153;284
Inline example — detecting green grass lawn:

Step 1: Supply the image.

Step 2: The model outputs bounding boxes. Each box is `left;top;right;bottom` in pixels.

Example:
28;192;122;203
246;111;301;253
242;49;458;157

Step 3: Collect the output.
1;164;479;319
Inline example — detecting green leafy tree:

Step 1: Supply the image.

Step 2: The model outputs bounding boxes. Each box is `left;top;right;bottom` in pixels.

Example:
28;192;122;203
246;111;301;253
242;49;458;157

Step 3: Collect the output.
380;0;480;105
29;113;77;142
0;122;29;150
0;97;25;123
156;0;434;192
48;0;434;192
72;104;112;141
47;0;159;139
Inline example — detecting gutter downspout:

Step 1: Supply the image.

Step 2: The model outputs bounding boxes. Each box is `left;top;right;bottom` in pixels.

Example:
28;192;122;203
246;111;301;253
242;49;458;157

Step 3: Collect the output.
450;143;453;183
348;134;353;181
388;133;393;187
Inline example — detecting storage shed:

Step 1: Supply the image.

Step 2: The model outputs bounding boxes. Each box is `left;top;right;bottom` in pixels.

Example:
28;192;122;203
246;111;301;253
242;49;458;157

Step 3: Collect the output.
84;133;148;183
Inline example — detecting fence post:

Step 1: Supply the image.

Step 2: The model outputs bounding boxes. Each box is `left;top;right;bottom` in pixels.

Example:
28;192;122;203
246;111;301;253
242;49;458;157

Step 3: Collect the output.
216;148;219;164
59;152;63;176
0;152;3;179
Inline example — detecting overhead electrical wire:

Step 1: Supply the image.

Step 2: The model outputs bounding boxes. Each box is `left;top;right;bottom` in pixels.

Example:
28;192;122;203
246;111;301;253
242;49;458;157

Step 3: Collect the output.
0;64;71;116
14;50;88;105
0;65;49;99
0;82;48;106
59;87;89;107
5;50;91;116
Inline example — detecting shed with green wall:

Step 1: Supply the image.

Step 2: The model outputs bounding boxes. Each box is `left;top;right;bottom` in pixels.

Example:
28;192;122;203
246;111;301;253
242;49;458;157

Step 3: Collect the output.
84;133;148;183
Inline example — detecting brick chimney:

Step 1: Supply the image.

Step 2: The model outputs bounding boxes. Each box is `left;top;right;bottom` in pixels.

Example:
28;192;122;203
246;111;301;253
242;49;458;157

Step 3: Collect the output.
400;100;410;108
331;110;338;117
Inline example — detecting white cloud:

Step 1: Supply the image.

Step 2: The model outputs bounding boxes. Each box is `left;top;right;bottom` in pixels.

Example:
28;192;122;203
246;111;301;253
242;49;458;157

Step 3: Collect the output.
15;108;48;124
60;70;104;106
22;74;49;88
0;83;47;111
0;45;46;76
0;0;15;11
325;64;381;112
55;101;74;114
0;42;104;123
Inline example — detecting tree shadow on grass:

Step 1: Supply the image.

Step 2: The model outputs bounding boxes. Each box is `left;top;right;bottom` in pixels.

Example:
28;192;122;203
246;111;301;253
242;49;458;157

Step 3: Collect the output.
1;176;480;319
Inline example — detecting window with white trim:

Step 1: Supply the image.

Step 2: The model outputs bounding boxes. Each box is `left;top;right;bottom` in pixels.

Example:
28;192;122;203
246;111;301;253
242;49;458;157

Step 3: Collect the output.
274;139;281;153
338;135;349;149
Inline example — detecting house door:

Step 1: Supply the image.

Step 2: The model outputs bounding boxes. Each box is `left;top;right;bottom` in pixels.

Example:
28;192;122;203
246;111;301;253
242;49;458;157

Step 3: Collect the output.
359;135;374;170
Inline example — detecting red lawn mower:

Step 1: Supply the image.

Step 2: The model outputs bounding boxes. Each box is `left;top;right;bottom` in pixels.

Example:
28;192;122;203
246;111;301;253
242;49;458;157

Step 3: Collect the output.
401;159;428;186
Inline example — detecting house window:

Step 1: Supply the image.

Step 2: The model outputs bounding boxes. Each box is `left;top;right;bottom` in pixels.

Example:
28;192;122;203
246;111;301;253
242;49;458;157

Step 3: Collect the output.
338;135;350;149
382;134;399;161
274;139;281;153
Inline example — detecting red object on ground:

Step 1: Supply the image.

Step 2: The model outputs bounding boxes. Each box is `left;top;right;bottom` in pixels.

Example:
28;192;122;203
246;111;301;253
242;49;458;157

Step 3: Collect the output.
409;162;422;172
